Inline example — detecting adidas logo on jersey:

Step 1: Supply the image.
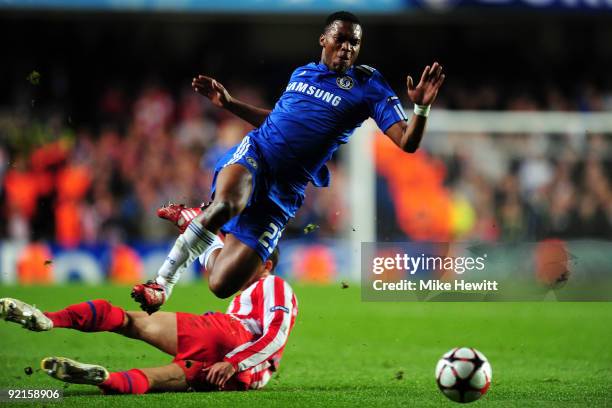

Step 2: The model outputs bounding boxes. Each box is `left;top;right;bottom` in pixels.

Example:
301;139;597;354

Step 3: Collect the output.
286;82;342;107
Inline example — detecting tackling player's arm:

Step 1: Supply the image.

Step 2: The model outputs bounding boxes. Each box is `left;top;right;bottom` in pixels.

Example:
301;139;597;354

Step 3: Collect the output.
192;75;272;127
205;277;295;389
384;62;445;153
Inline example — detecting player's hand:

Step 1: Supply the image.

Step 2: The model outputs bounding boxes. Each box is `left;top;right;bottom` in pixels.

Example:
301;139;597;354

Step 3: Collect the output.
202;362;236;390
192;75;232;108
407;62;445;106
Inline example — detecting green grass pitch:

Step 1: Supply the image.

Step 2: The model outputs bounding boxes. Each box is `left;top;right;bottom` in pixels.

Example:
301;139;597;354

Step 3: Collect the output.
1;284;611;407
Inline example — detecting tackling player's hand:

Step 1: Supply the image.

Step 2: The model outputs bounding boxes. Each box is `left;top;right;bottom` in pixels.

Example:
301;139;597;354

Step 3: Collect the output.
192;75;232;108
202;362;236;390
407;62;445;106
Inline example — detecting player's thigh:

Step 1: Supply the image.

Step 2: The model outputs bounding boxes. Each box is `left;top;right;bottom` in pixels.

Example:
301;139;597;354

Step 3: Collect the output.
209;234;262;297
120;311;177;356
140;363;188;392
211;136;262;209
214;164;253;211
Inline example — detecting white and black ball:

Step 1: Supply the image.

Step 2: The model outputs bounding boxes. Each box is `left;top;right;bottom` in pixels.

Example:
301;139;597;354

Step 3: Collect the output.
435;347;492;403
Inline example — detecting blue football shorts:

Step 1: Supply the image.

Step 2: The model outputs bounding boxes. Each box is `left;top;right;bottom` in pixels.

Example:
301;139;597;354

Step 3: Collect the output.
210;136;296;261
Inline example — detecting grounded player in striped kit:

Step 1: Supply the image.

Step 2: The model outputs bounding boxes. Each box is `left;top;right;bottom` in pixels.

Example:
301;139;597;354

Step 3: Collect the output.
224;272;297;378
0;258;296;393
0;207;298;394
133;10;445;313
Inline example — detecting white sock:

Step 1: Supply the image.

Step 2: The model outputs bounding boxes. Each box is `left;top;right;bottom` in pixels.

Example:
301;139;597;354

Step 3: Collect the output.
155;264;187;297
155;222;217;297
199;236;224;271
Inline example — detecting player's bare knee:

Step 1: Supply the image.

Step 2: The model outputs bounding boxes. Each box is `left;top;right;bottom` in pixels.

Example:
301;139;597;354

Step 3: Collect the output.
119;311;154;339
118;311;140;338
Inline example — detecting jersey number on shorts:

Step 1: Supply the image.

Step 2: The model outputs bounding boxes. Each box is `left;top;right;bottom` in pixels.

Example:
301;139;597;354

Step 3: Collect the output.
258;222;283;254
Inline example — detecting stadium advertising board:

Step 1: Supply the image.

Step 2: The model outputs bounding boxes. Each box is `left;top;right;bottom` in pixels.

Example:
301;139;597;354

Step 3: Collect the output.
0;239;352;284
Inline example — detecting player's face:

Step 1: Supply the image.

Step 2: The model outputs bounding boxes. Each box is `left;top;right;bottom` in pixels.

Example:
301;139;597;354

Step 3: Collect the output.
319;21;362;74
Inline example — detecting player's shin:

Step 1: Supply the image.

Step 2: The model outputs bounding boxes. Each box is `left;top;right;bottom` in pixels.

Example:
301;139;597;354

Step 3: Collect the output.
99;369;150;394
44;300;125;332
155;221;222;297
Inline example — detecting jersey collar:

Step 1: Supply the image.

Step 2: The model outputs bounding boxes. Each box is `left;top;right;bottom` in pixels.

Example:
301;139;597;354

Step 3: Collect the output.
315;61;355;77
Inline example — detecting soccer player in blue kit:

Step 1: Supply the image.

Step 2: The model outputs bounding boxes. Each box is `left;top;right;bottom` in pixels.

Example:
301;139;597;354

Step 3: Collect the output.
132;11;445;313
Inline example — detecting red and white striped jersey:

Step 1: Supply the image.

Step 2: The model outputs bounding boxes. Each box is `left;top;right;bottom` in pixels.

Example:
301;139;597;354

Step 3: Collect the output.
223;274;298;388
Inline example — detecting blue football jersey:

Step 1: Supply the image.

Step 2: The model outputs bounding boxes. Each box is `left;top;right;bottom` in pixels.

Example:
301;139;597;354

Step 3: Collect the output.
249;62;407;190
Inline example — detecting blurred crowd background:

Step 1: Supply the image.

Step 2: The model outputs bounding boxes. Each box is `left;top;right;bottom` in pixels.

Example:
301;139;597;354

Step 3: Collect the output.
1;11;611;251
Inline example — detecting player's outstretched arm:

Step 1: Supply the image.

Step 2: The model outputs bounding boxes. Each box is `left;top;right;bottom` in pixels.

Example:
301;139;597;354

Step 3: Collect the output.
192;75;272;127
384;62;445;153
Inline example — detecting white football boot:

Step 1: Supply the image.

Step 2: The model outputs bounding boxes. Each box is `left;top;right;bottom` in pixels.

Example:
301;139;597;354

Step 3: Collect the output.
0;298;53;331
41;357;109;385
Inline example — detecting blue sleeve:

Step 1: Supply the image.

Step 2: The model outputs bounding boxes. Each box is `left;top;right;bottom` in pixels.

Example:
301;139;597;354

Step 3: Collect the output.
365;71;408;132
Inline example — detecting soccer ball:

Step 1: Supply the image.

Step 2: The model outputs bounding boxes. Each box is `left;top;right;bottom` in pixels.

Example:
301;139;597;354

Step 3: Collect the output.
435;347;492;403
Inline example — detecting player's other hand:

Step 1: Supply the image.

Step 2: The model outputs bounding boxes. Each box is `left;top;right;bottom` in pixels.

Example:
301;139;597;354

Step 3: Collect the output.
407;62;445;106
202;361;236;390
192;75;232;108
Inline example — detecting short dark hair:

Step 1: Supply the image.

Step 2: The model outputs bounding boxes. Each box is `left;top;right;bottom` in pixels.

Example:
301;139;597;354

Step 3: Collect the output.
268;247;280;273
323;11;361;33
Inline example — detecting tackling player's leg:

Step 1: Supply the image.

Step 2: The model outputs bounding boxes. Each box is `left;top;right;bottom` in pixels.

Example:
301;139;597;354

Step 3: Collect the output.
118;311;177;355
0;298;53;331
41;357;187;394
41;357;249;394
41;357;109;385
1;297;178;356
